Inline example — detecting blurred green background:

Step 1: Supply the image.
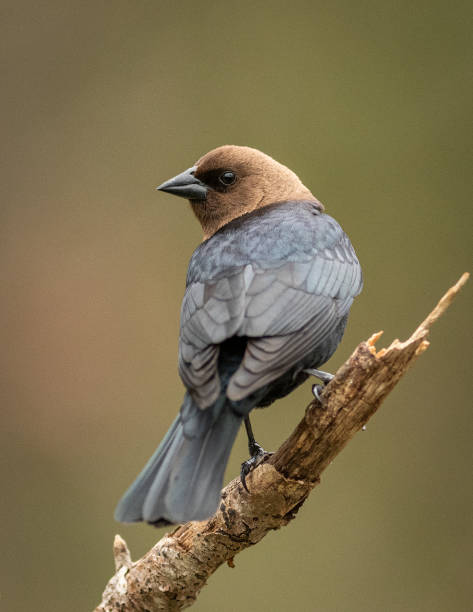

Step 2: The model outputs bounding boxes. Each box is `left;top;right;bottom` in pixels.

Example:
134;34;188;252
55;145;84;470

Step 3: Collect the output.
1;1;472;610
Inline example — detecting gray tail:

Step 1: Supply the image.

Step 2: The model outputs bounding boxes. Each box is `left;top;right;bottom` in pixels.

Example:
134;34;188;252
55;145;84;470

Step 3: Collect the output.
114;395;242;525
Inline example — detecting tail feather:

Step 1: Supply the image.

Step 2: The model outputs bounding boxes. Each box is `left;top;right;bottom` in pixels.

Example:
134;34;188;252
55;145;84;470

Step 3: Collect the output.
115;396;242;525
114;415;181;523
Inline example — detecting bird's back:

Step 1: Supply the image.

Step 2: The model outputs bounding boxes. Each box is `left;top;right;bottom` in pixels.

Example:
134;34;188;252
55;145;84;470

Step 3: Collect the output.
180;200;363;412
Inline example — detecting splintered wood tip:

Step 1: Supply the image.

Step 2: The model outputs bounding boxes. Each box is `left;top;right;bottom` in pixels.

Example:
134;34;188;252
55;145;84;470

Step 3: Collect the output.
367;331;383;353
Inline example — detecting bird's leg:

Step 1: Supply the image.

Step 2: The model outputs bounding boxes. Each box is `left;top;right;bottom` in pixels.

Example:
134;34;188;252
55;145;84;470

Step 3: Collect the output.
244;414;264;457
304;368;334;384
240;416;271;493
303;368;334;401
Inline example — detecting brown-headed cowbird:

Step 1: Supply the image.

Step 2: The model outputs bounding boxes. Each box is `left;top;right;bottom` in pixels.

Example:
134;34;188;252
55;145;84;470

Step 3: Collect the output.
115;145;362;525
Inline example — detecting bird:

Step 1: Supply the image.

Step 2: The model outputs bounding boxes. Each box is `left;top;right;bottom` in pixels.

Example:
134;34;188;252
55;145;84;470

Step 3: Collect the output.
115;145;363;526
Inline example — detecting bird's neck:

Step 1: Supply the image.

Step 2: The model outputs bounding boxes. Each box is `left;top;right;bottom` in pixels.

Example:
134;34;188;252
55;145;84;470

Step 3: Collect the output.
192;190;322;241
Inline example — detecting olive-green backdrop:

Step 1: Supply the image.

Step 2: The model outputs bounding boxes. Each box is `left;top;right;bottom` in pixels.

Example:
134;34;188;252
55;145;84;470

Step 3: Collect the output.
1;2;471;611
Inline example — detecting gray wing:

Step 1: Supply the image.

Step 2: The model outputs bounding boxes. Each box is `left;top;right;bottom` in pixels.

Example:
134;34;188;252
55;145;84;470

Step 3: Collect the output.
179;235;362;408
178;268;250;407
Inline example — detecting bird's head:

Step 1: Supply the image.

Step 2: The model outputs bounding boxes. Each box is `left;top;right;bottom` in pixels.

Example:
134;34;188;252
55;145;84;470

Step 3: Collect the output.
157;145;322;239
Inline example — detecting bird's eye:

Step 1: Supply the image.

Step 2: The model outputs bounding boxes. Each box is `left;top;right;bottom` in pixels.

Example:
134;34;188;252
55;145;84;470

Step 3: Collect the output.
219;171;236;186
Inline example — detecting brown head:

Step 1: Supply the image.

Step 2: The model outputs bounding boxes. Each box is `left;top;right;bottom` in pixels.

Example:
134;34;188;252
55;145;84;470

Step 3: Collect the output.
157;145;323;240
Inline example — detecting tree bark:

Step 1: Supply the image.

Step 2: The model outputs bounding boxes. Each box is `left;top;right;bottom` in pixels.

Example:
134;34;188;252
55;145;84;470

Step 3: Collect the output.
95;273;469;612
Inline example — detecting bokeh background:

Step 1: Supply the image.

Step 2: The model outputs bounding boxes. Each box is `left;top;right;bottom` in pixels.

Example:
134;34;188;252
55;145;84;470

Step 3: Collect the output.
1;1;472;611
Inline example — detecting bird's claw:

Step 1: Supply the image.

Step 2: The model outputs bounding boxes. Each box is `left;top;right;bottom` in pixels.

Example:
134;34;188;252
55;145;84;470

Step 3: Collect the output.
311;384;323;402
240;446;272;493
304;368;334;402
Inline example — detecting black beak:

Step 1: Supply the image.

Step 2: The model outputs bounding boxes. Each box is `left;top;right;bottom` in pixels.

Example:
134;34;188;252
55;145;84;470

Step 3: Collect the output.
156;166;207;201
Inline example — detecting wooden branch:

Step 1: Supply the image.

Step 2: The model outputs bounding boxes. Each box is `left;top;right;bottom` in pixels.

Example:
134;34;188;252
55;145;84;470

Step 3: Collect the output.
96;273;469;612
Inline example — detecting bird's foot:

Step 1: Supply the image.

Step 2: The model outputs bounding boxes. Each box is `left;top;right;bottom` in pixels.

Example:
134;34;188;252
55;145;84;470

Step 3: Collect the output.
240;442;272;493
303;368;334;402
